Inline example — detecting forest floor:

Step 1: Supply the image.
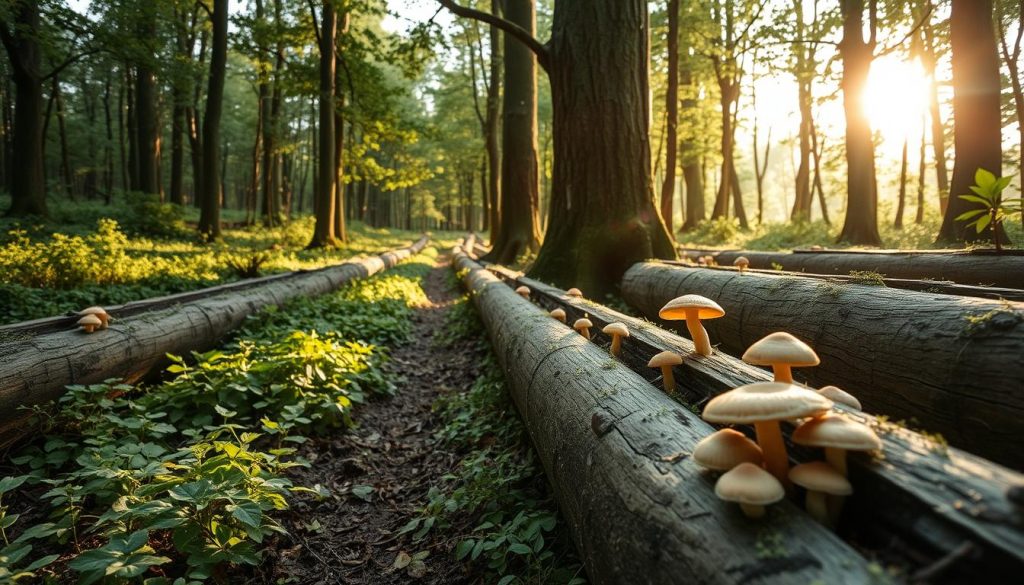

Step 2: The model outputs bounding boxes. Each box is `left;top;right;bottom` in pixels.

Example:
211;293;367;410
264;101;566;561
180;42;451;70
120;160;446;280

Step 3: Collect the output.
267;257;478;584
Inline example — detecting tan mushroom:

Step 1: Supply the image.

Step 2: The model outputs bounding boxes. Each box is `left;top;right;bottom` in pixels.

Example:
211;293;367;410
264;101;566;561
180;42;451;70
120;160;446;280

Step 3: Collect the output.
818;385;862;411
573;318;593;340
566;287;583;298
77;314;102;334
514;285;531;299
647;351;683;393
742;332;820;383
792;414;881;477
79;306;110;329
733;256;750;274
658;295;725;356
602;322;629;357
715;462;784;519
693;429;763;472
550;308;567;323
703;382;833;487
789;462;852;526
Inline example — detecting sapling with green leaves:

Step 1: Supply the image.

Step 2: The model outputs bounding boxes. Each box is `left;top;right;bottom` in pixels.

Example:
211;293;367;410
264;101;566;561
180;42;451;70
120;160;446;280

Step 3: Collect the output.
955;168;1021;252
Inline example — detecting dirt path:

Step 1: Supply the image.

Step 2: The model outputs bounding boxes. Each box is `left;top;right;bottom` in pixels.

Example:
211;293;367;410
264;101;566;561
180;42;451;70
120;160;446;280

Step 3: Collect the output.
265;254;482;584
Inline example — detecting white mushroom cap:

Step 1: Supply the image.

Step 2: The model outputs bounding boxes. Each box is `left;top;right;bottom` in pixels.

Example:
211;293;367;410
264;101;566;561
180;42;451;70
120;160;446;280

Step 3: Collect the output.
515;285;531;298
715;463;785;506
602;322;629;338
742;332;820;368
818;386;862;411
734;256;750;267
792;414;881;452
566;287;583;298
694;429;764;471
703;382;833;424
550;308;567;322
573;318;593;331
77;314;102;331
647;350;682;368
658;295;725;321
789;462;853;496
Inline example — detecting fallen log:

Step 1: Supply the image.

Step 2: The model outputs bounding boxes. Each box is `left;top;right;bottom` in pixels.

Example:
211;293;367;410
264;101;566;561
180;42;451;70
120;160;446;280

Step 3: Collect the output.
679;248;1024;288
0;236;429;443
621;261;1024;468
451;250;878;584
487;264;1024;582
664;261;1024;302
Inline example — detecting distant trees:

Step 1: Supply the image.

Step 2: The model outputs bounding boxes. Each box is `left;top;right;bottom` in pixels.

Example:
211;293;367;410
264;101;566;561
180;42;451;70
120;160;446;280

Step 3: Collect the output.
197;0;227;241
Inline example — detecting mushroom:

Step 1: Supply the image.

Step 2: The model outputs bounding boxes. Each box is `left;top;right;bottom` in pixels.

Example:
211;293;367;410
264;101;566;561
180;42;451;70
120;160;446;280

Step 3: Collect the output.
693;429;763;472
515;285;531;299
703;382;833;487
77;314;102;333
697;257;707;266
705;255;716;266
792;414;881;477
658;295;725;356
602;322;629;357
550;308;567;323
79;306;110;329
818;385;862;411
647;351;683;393
573;318;593;340
789;462;852;526
715;462;784;519
566;287;583;298
742;332;820;384
733;256;750;274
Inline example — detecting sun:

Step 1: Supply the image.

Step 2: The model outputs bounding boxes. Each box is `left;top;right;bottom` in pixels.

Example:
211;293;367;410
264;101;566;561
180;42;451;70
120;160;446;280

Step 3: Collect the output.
863;55;931;151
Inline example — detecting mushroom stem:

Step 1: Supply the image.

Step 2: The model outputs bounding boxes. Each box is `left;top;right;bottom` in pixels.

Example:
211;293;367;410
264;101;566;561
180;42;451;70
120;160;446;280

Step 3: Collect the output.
772;364;794;383
825;447;848;477
739;503;765;519
610;334;622;357
579;327;591;340
754;420;791;489
805;491;831;526
684;309;712;356
660;366;676;394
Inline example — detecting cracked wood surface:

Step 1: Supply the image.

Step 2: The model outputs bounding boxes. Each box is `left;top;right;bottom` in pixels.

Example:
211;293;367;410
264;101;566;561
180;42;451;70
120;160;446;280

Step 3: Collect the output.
452;251;877;585
678;248;1024;288
621;261;1024;469
0;237;428;446
487;264;1024;582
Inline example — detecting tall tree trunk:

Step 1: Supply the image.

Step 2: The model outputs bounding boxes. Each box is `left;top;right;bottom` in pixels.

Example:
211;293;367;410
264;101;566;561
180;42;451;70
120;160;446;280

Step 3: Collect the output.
916;121;927;224
53;77;73;200
937;0;1005;244
333;9;349;243
997;0;1024;227
680;51;704;231
484;0;541;264
753;122;770;225
308;0;337;248
0;0;47;216
792;0;814;220
486;0;502;244
135;11;159;196
919;0;950;212
810;118;830;225
895;136;908;228
102;72;114;201
198;0;227;241
660;0;680;234
126;67;139;191
837;0;882;246
712;82;735;220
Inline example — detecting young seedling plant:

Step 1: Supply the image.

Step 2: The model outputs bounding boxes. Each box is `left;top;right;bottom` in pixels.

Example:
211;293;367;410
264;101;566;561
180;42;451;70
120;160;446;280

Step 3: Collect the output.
956;168;1021;252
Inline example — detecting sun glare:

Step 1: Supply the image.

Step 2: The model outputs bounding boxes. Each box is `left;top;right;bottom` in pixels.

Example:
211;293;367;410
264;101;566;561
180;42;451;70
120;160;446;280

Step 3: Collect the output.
863;56;930;150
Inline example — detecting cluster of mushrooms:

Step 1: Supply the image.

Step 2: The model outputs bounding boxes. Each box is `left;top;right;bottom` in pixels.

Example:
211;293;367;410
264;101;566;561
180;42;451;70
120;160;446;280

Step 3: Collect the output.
514;282;879;528
76;306;110;333
684;254;751;275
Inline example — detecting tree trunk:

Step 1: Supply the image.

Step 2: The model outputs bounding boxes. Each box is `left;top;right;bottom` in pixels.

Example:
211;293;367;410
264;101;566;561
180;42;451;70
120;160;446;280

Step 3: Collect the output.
996;0;1022;227
493;262;1024;579
0;0;47;216
52;77;73;200
792;0;814;221
920;1;950;212
484;0;541;264
135;12;159;196
453;251;879;585
622;261;1024;468
308;0;337;248
837;0;882;246
197;0;227;241
894;136;908;228
333;10;349;244
485;0;502;244
916;122;927;224
810;118;830;224
712;83;735;220
529;0;676;295
102;73;114;201
660;0;680;233
680;54;704;231
937;0;1005;244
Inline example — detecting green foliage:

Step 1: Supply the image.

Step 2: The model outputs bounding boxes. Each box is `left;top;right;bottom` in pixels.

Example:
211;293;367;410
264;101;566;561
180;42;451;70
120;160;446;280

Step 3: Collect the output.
955;168;1021;237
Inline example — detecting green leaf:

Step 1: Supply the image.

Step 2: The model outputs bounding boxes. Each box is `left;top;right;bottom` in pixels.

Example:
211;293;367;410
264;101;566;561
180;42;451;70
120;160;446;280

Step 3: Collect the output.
975;213;992;233
0;475;29;493
955;209;987;221
508;543;532;556
497;576;518;585
975;167;997;189
994;176;1013;192
350;485;375;502
24;553;60;572
229;501;263;528
959;194;990;205
455;539;474;560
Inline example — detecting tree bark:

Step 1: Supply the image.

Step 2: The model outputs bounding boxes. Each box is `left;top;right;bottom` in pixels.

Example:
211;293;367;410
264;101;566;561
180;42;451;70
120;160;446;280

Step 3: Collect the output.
493;262;1024;579
135;10;159;196
919;0;950;212
486;0;502;244
894;136;908;228
197;0;227;241
997;0;1024;227
937;0;1005;244
660;0;680;233
622;261;1024;467
452;251;879;585
333;8;349;243
52;76;73;200
792;0;814;221
680;48;704;232
309;0;338;248
483;0;541;264
0;0;47;216
837;0;882;246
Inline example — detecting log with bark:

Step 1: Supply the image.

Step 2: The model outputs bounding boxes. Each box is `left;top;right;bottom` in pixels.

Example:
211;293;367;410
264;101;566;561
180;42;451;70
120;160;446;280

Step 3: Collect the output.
620;261;1024;469
0;237;428;444
486;263;1024;582
678;247;1024;288
450;250;880;584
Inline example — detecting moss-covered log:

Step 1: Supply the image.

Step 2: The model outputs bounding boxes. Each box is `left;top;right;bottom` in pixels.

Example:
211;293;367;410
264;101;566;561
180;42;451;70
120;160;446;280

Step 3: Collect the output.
679;248;1024;288
620;261;1024;468
487;264;1024;582
451;250;877;585
0;237;428;443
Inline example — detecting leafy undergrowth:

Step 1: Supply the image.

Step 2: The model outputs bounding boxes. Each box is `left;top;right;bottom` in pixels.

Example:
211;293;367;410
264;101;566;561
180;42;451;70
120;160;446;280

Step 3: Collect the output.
0;252;436;583
405;292;586;585
0;194;451;324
